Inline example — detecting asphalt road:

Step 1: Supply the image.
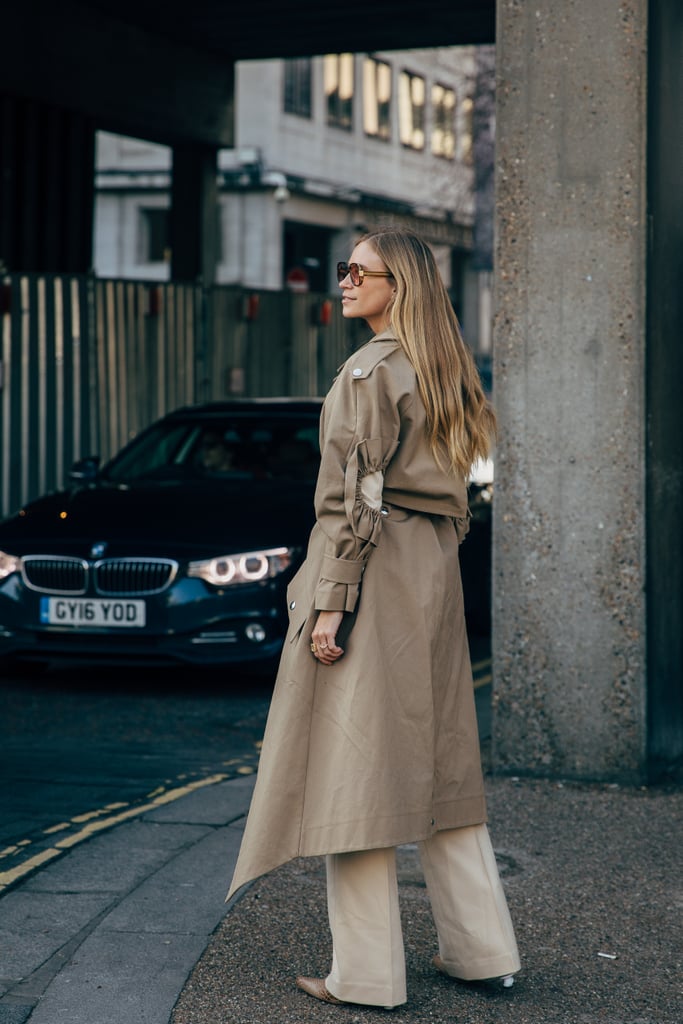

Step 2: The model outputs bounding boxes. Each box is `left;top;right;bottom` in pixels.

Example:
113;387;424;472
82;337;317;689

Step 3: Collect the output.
0;635;491;896
0;638;496;1024
0;663;273;894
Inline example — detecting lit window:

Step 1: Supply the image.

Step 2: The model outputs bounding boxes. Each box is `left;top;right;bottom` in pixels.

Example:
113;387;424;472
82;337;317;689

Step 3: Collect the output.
363;57;392;141
460;96;474;164
399;71;425;150
324;54;354;130
284;58;312;118
432;83;456;159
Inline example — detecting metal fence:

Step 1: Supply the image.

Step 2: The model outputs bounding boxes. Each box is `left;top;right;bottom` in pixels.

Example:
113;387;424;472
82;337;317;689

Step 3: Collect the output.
0;274;362;518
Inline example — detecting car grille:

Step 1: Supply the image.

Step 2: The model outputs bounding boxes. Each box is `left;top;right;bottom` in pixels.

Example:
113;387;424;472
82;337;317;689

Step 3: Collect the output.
93;559;177;595
22;557;88;595
21;556;178;596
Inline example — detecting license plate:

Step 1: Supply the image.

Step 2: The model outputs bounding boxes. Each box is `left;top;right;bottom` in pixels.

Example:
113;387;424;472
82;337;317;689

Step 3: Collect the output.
40;597;146;628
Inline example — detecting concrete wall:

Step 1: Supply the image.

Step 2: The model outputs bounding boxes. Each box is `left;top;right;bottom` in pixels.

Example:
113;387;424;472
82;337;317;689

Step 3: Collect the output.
492;0;648;781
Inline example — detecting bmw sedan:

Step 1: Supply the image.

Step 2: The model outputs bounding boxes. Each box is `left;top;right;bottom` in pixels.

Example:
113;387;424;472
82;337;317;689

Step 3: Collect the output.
0;399;323;671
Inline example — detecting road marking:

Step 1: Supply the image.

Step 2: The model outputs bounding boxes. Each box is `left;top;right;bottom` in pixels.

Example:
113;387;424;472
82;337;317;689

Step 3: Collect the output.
0;772;228;893
472;654;492;691
0;847;63;887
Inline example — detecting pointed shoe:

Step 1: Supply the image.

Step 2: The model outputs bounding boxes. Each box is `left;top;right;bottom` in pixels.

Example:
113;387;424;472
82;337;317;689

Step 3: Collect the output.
433;955;516;989
296;976;346;1005
296;976;396;1010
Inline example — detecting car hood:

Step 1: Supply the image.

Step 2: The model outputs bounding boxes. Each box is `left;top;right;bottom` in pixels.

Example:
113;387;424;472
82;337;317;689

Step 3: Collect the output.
0;478;316;559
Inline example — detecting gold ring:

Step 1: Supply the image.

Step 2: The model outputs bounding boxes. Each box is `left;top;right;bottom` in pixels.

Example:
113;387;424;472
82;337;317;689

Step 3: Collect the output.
310;642;317;652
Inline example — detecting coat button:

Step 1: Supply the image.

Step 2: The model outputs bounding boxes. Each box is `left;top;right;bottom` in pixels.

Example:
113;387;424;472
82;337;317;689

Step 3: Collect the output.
289;600;296;609
352;367;363;377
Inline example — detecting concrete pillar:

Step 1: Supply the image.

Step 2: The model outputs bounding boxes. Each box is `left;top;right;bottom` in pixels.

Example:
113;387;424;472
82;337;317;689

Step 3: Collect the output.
0;95;95;273
646;0;683;776
170;145;219;284
492;0;648;781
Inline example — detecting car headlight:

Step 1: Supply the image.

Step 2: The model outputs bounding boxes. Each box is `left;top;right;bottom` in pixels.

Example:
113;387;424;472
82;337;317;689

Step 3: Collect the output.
0;550;21;580
187;546;296;587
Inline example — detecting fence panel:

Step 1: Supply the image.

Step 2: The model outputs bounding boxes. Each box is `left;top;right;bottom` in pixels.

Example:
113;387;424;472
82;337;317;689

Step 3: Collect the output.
202;286;249;401
0;274;92;518
1;275;364;518
203;286;363;400
92;279;201;463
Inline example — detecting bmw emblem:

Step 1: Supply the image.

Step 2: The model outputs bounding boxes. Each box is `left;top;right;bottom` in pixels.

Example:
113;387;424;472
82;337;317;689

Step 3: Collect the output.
90;541;108;559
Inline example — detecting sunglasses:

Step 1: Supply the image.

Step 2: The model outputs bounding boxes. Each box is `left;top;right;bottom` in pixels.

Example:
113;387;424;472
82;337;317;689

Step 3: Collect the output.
336;261;393;286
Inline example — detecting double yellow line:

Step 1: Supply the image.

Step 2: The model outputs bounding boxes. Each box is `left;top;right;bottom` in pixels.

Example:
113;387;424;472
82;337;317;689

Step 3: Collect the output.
472;656;492;690
0;772;229;893
1;671;491;895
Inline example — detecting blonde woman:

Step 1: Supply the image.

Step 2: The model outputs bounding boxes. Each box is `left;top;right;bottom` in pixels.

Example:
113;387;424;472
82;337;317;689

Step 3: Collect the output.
227;227;520;1009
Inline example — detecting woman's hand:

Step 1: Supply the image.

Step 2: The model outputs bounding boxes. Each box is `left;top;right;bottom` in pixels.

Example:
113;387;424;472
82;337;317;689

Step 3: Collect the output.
311;610;345;665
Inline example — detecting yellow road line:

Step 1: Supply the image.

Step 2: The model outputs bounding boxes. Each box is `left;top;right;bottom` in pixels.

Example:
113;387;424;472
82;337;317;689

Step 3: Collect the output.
0;847;63;888
0;772;228;893
471;658;491;674
474;672;492;690
43;822;73;835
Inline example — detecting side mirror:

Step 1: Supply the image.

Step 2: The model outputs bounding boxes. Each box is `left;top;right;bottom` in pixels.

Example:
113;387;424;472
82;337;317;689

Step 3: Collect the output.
69;456;101;483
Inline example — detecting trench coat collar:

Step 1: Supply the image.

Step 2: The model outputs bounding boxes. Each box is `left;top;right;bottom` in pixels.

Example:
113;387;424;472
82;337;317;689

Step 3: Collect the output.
370;328;398;344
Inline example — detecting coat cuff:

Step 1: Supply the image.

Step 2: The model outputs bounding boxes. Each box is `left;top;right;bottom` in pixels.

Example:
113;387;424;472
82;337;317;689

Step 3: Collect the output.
315;579;360;613
320;554;365;584
315;556;365;613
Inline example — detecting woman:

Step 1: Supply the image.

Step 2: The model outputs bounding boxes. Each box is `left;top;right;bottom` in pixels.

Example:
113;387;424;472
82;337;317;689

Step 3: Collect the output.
227;226;520;1009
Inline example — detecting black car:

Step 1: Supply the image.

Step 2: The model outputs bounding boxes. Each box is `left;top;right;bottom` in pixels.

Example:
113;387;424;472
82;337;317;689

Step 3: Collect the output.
0;399;323;671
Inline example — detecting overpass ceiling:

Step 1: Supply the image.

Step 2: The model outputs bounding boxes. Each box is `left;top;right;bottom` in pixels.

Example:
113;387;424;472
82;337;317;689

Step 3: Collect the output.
86;0;496;59
1;0;495;147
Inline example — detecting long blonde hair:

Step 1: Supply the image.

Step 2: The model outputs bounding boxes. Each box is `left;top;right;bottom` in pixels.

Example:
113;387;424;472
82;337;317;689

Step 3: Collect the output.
360;227;496;478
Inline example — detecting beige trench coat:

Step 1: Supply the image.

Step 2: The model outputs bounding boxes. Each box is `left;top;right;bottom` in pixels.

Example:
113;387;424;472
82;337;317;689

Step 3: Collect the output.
227;332;487;900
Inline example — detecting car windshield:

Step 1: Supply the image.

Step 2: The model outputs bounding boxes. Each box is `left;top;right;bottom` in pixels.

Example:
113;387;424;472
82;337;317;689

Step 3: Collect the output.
102;414;321;484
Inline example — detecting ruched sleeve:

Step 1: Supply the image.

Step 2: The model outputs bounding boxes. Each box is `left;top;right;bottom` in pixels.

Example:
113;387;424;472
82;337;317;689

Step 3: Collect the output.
313;347;407;613
454;510;472;544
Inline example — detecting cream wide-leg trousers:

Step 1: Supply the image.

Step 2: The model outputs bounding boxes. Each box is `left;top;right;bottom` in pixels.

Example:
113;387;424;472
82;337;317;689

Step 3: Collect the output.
324;824;521;1008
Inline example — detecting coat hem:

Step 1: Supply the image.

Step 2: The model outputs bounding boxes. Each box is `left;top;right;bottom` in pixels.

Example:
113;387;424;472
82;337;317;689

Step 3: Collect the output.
226;798;488;902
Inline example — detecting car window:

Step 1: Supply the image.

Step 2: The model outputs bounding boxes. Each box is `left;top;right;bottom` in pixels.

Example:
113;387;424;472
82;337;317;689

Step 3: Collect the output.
103;424;191;482
103;414;320;484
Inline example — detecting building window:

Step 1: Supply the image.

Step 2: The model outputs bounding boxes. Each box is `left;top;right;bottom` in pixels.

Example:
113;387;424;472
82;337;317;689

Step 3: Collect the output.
432;83;456;159
284;58;312;118
283;220;332;293
363;56;392;140
398;70;425;150
324;53;354;130
139;207;169;263
460;96;474;164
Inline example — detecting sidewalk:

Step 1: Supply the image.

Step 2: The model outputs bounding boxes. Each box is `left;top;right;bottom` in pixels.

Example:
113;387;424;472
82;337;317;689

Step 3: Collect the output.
1;740;681;1024
172;773;682;1024
0;776;256;1024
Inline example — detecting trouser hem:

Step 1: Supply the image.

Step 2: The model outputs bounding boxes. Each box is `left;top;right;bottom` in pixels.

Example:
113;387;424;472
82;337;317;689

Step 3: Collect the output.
437;951;521;981
325;975;407;1008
